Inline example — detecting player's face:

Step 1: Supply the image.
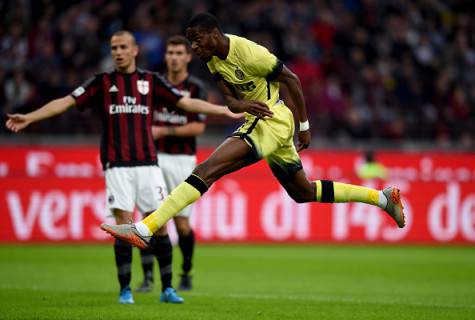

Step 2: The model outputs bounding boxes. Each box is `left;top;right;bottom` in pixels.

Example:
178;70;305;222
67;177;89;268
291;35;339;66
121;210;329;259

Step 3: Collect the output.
165;44;192;73
186;28;218;61
110;34;138;71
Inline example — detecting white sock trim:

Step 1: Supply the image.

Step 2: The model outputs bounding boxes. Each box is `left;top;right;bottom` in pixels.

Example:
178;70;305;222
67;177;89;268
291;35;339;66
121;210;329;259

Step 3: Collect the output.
135;222;153;236
378;191;388;209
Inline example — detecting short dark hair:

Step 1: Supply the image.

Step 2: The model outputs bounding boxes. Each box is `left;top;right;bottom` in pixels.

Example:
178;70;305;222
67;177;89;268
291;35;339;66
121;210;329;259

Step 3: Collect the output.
166;35;192;53
187;13;222;33
111;30;136;45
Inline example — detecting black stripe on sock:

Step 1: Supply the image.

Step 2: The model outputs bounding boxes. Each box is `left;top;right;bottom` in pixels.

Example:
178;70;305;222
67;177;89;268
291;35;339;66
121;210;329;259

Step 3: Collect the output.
320;180;335;203
185;174;208;195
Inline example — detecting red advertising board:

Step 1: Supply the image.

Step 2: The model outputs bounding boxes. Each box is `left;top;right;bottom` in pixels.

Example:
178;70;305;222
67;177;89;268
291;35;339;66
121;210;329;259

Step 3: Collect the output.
0;146;474;244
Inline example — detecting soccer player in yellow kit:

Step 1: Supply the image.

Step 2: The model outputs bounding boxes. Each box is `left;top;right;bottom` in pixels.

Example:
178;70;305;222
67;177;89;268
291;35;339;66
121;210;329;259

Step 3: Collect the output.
101;13;405;249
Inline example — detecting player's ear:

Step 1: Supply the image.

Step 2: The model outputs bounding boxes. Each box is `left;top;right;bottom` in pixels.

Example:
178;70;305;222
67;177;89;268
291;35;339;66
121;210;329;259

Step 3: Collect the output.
212;28;220;39
133;45;139;57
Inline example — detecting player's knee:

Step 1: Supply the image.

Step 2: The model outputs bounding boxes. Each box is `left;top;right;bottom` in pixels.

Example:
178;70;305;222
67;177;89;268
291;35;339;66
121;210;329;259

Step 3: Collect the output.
288;190;313;204
177;226;192;237
156;226;168;236
290;194;308;204
174;217;192;236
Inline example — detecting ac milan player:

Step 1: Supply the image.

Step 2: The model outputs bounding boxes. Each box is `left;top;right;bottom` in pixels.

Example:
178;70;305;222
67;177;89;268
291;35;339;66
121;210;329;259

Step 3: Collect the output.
5;30;239;305
137;35;207;293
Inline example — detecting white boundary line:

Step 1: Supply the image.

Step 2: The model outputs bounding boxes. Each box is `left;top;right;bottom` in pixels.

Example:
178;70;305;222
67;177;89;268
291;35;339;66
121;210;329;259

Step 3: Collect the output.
188;291;475;310
1;284;474;310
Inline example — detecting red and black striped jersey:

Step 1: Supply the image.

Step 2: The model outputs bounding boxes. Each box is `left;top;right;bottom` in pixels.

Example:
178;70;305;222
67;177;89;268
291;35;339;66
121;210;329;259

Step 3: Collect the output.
70;68;183;169
153;75;207;155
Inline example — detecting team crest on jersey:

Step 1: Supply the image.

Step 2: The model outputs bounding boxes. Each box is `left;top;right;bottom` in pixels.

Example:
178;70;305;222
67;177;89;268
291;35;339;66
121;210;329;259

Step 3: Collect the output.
137;80;149;95
235;68;245;80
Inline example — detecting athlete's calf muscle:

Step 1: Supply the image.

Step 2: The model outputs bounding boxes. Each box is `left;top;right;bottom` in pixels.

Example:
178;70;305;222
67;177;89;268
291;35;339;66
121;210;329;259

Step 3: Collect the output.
278;170;316;203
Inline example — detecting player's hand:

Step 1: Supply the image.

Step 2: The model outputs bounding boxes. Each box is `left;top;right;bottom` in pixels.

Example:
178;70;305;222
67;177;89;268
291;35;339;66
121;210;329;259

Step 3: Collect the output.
151;126;167;139
296;130;311;152
5;113;31;133
224;107;245;120
240;100;273;119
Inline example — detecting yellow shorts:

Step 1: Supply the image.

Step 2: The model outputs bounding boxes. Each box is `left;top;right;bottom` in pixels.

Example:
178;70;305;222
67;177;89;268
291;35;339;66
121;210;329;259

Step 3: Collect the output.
231;100;303;181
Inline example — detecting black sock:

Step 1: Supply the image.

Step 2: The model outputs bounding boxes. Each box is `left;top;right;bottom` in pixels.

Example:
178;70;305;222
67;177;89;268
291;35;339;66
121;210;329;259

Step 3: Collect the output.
178;230;195;274
153;235;173;292
140;248;154;283
114;239;132;291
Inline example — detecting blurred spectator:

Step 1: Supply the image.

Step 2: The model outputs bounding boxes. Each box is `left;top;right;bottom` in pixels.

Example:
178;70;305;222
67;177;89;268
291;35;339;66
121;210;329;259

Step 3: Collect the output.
357;150;388;180
3;69;34;114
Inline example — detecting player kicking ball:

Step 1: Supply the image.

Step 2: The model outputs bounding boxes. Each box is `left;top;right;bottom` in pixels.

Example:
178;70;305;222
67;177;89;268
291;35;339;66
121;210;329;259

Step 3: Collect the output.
101;13;405;250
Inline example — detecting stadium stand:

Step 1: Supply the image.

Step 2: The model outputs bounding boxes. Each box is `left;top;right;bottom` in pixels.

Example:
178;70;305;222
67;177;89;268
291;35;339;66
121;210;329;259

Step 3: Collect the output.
0;0;474;148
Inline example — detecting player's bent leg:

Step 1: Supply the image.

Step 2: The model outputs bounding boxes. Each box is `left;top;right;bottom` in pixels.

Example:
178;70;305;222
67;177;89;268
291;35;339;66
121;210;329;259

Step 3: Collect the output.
315;181;405;227
270;163;405;228
113;209;135;304
271;168;316;203
266;154;315;203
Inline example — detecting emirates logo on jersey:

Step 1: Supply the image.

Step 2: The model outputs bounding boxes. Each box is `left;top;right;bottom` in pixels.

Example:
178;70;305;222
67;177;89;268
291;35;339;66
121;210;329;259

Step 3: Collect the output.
137;80;149;95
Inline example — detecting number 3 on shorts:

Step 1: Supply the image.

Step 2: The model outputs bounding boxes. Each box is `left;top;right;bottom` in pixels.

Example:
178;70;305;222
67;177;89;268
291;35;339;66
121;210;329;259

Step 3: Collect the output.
156;186;165;201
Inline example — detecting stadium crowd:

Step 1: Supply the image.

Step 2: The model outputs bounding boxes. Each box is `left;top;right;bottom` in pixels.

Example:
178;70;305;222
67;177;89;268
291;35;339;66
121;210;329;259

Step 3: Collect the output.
0;0;474;148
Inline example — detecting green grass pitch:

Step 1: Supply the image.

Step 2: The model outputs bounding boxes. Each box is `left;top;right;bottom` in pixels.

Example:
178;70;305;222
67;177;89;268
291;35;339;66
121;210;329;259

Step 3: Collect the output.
0;244;474;319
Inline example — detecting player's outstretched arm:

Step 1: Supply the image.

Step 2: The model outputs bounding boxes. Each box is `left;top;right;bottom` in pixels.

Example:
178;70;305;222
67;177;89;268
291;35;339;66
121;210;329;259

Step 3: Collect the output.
176;96;242;119
276;65;311;151
6;95;76;133
215;78;273;118
151;122;205;139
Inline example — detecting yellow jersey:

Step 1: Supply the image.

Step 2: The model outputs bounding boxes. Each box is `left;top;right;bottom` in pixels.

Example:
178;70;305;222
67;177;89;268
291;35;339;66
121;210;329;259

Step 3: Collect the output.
207;34;283;120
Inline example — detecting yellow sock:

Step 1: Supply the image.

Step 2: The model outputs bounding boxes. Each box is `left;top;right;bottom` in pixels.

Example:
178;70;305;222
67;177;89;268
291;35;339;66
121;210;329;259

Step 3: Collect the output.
315;180;380;206
142;177;204;234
